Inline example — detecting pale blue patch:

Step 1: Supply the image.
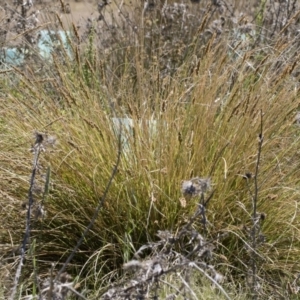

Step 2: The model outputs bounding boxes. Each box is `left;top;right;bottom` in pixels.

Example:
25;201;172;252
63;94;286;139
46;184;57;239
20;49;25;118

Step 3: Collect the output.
0;48;25;66
0;30;72;67
37;30;72;59
111;117;158;155
111;117;134;153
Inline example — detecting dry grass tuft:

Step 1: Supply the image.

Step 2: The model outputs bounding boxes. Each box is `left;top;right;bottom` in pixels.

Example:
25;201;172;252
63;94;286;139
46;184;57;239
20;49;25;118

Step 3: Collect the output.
1;0;300;298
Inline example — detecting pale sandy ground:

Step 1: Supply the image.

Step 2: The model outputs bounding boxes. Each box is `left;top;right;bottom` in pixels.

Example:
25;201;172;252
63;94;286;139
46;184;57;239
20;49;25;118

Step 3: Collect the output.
40;0;140;30
38;0;100;32
0;0;140;34
55;0;98;26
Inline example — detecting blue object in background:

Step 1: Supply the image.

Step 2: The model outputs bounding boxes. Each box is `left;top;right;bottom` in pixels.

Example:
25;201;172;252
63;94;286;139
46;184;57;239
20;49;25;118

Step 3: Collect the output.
111;117;158;155
37;30;72;59
0;30;72;67
0;47;25;66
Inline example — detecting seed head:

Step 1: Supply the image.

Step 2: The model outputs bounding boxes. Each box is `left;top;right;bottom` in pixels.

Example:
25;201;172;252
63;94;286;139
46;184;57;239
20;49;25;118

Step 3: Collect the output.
181;177;211;198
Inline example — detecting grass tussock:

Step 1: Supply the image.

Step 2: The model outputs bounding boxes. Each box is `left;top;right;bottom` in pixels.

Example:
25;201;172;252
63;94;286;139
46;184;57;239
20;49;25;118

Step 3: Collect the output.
1;0;300;298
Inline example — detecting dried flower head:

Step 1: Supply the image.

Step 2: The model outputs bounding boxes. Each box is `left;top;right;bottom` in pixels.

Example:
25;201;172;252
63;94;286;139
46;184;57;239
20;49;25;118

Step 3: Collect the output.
181;180;196;196
30;132;45;153
35;132;44;145
243;172;253;179
181;177;211;198
260;212;266;221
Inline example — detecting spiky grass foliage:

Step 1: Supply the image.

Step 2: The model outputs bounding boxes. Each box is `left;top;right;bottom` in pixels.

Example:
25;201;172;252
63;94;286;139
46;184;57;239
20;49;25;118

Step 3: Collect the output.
1;1;300;298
